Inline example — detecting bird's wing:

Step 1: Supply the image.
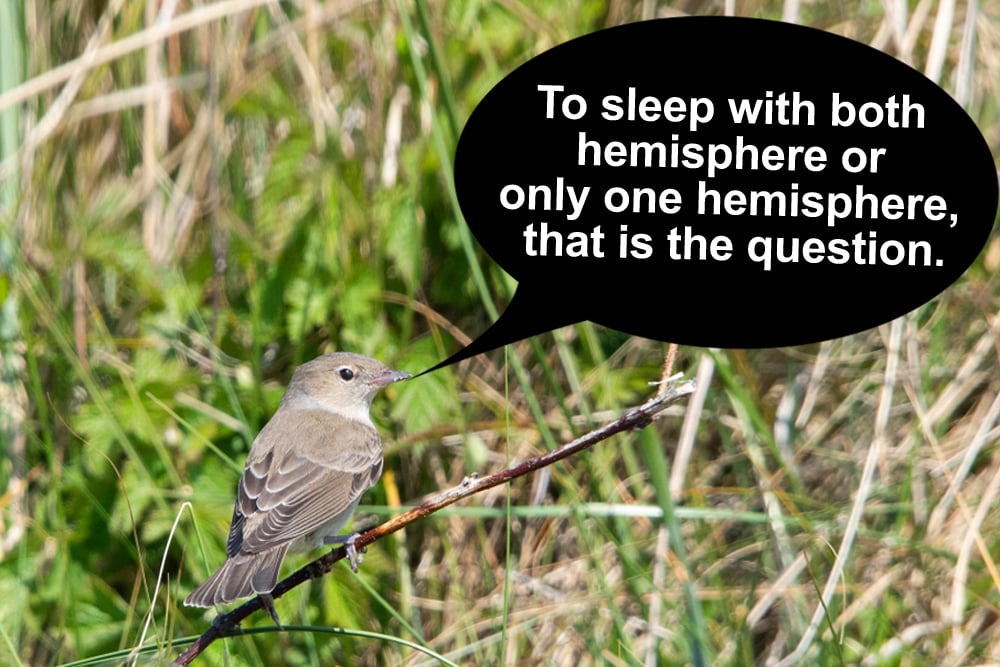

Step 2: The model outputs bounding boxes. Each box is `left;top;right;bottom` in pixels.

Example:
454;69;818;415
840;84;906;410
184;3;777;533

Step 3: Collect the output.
225;408;383;556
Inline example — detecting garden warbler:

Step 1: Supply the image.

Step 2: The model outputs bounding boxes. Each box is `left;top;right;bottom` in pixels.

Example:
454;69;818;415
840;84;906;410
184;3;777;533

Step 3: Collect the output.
184;353;410;625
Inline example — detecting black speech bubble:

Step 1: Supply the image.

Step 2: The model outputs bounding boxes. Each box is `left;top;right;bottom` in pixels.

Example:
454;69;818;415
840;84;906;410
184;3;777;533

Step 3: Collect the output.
422;17;998;374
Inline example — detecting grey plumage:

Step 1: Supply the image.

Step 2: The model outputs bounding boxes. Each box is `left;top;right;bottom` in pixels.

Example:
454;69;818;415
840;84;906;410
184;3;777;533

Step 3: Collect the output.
185;353;409;610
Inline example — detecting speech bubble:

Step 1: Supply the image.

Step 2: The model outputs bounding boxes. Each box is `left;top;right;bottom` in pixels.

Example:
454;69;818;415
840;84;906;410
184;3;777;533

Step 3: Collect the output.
421;17;998;374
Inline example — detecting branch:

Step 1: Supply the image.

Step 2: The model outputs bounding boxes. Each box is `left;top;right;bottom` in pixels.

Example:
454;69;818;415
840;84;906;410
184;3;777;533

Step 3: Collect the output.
174;376;695;664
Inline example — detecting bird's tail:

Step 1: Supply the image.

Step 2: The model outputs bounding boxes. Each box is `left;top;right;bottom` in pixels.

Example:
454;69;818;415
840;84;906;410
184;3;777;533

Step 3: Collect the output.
184;545;290;607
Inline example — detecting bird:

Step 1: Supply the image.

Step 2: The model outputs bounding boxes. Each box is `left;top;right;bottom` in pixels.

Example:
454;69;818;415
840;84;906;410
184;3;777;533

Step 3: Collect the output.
184;352;410;625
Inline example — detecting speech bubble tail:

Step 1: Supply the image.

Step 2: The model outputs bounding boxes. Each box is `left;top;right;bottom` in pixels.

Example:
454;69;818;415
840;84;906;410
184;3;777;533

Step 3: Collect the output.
416;289;577;376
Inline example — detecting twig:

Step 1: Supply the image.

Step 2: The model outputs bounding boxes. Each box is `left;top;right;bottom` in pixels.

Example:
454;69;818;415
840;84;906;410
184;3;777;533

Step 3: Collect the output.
173;377;695;664
660;342;678;384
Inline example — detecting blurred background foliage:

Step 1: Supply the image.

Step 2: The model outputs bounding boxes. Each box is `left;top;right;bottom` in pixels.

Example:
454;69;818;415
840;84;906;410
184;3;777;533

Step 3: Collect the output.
1;0;999;665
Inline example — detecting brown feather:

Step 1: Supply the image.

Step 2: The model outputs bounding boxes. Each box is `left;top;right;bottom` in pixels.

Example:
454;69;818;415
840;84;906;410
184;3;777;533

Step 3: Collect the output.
185;353;408;610
233;409;382;554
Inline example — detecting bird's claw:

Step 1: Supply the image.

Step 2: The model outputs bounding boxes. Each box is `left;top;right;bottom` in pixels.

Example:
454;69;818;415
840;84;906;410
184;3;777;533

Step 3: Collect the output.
259;593;283;629
324;532;366;573
345;533;364;573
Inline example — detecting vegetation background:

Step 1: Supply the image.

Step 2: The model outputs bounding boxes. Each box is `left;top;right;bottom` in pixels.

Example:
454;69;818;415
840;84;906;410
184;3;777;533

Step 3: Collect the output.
1;0;999;665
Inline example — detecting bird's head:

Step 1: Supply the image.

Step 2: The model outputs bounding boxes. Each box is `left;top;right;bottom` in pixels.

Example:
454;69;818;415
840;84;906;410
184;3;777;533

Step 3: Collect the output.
283;352;411;416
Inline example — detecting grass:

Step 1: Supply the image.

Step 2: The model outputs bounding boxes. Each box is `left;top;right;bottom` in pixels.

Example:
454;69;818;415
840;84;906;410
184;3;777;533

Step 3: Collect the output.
1;0;999;665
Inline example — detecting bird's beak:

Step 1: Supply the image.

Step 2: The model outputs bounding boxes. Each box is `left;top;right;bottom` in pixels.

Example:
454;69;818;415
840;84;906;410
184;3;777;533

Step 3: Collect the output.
370;368;412;388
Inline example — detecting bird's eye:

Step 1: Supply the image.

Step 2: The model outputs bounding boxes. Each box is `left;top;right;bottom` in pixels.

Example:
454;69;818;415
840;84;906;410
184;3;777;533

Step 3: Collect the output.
338;367;355;381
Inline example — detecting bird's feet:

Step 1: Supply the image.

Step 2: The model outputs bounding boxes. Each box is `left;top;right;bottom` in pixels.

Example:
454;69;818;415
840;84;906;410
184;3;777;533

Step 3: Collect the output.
323;532;365;573
259;593;283;629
